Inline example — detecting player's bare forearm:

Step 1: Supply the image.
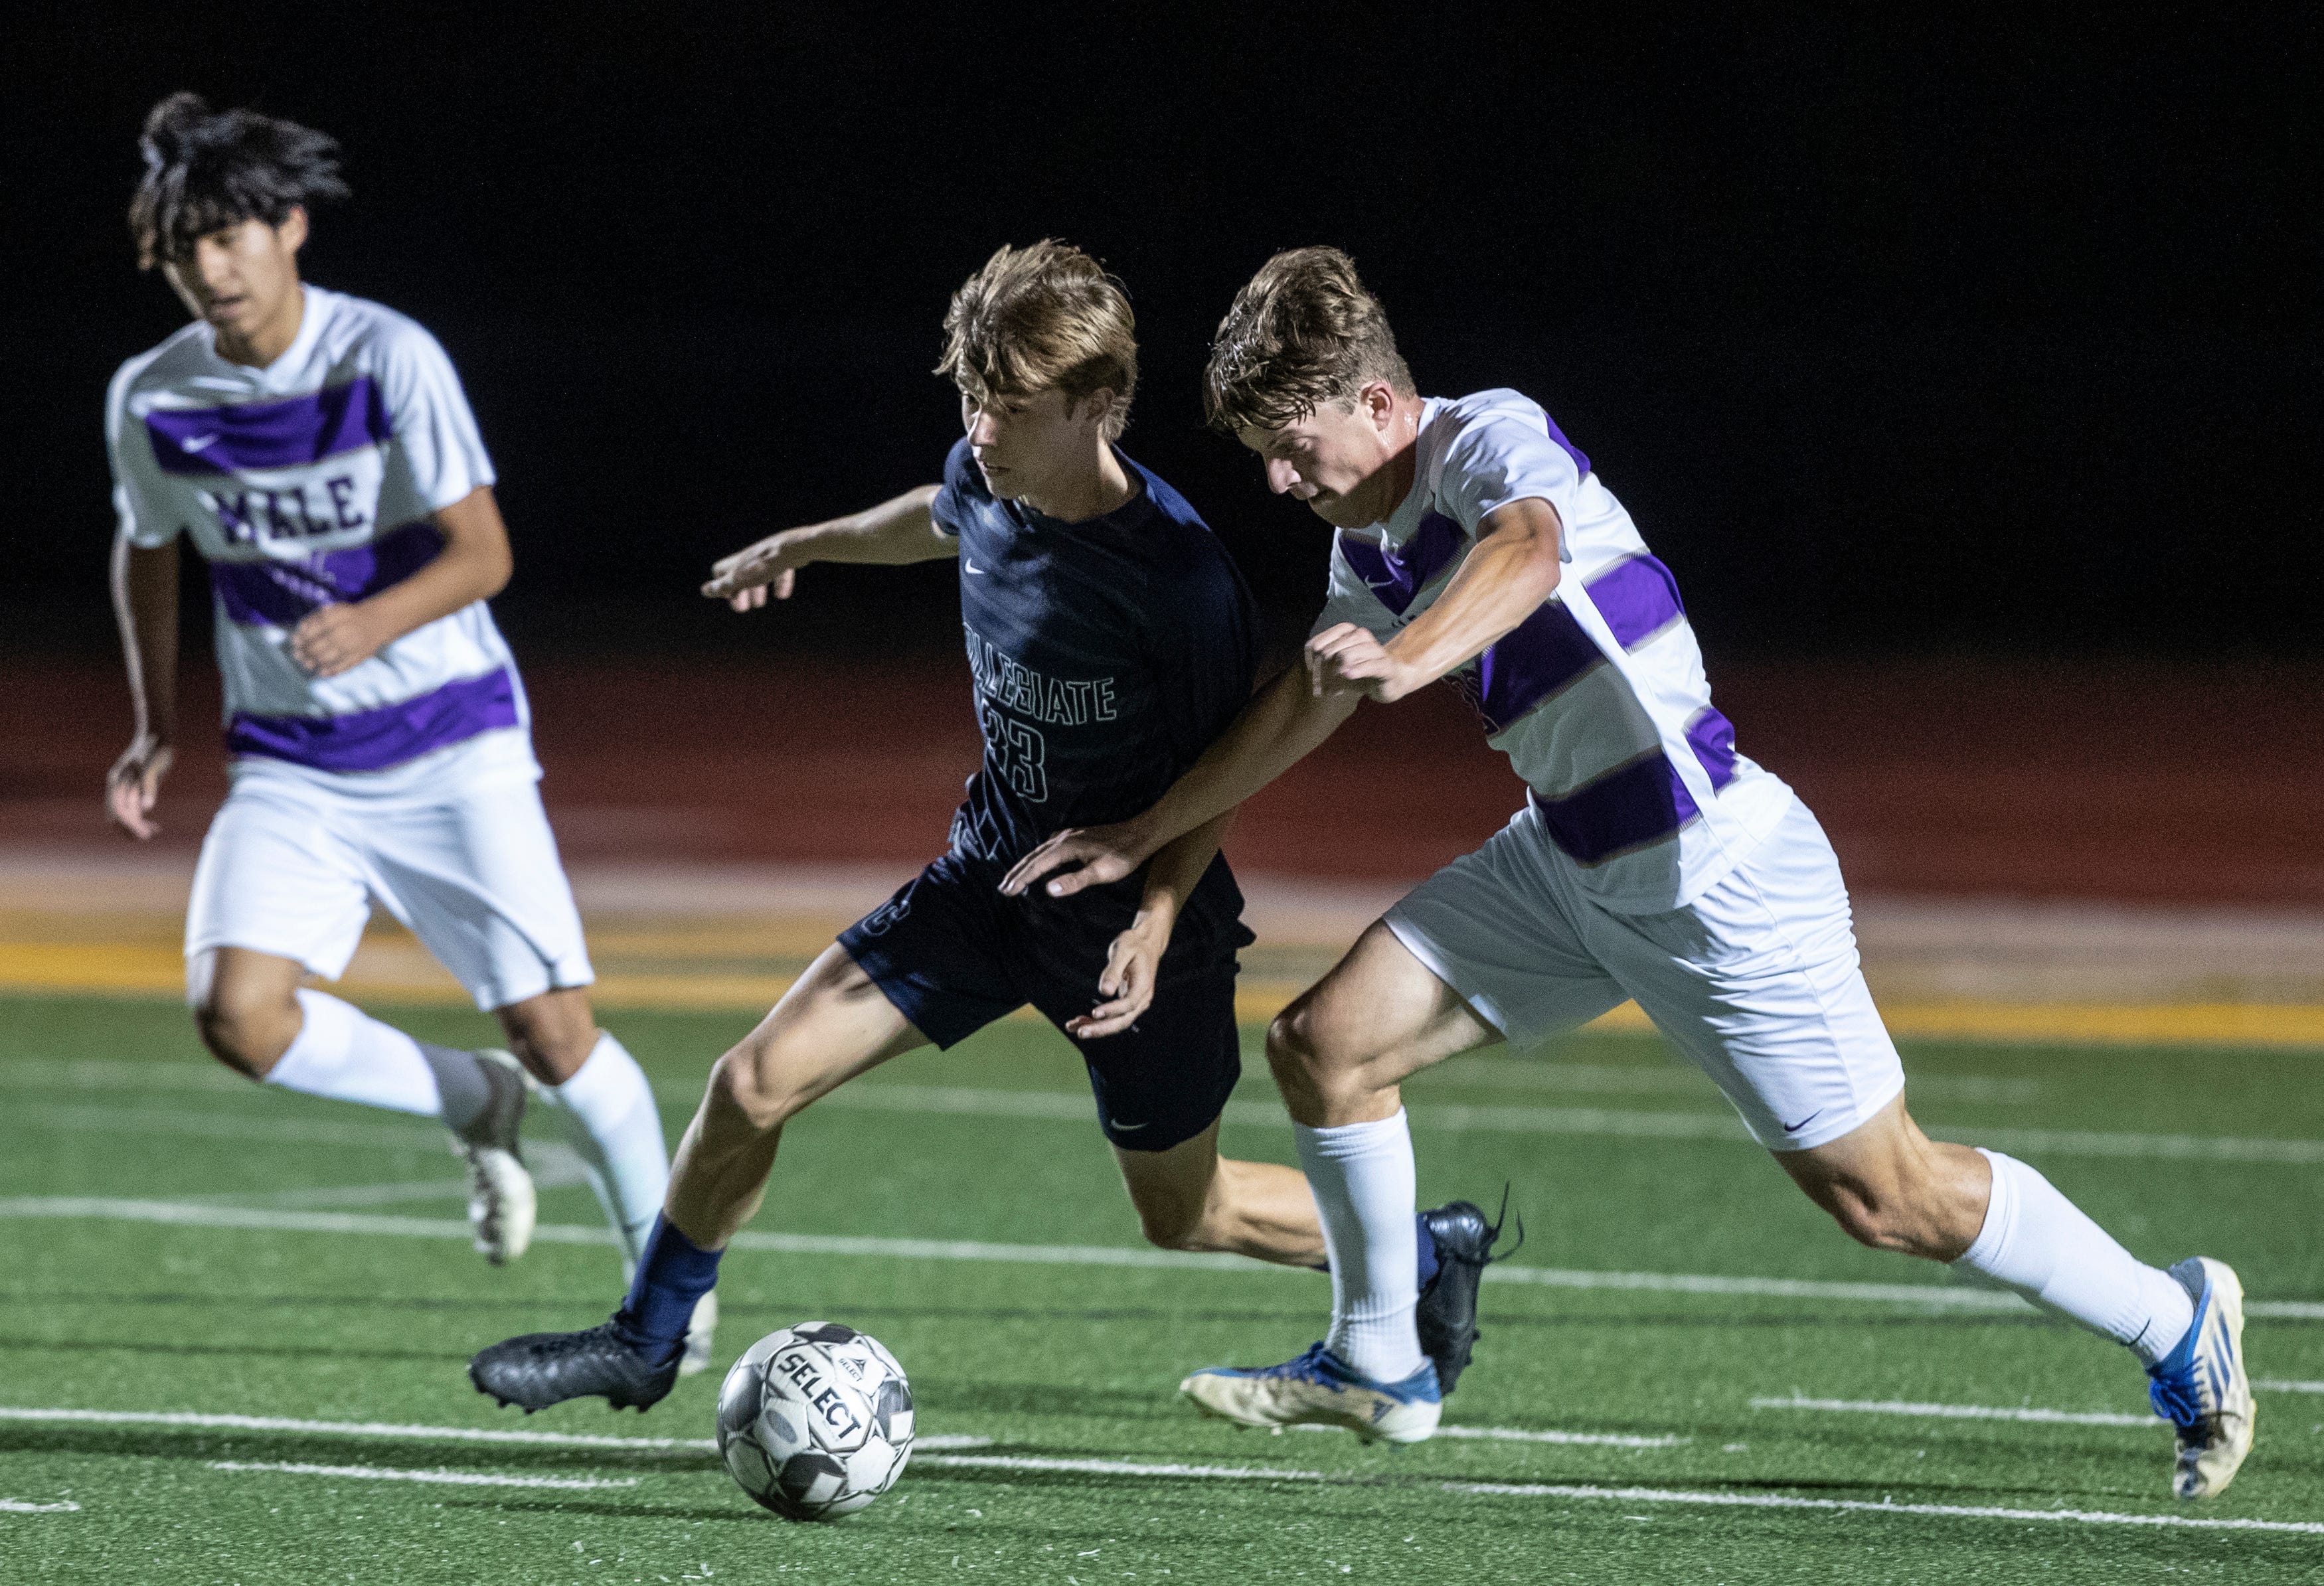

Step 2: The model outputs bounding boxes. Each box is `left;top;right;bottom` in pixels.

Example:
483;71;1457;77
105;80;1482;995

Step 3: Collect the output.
291;486;513;678
1001;673;1355;901
1363;497;1563;700
703;485;954;609
1136;809;1237;938
108;536;181;839
113;536;180;744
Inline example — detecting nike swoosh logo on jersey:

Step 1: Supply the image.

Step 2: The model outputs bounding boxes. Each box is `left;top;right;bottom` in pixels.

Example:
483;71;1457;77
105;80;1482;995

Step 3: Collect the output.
181;433;220;452
1780;1109;1823;1134
963;558;988;575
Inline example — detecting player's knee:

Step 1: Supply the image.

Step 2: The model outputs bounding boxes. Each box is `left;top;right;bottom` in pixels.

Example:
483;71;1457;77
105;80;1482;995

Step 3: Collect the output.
1264;1005;1327;1096
192;989;296;1079
707;1046;805;1133
1132;1194;1209;1251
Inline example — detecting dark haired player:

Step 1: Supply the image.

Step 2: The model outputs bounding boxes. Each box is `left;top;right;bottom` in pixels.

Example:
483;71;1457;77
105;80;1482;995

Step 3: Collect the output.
103;94;704;1364
469;243;1505;1427
1007;246;2254;1488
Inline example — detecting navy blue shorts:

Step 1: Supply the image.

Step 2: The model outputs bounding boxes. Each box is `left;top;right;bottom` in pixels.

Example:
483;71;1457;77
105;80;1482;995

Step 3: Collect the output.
838;850;1255;1152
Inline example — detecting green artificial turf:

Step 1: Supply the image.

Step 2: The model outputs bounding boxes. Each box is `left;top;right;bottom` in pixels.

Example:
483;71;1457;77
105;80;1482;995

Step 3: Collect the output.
3;993;2323;1583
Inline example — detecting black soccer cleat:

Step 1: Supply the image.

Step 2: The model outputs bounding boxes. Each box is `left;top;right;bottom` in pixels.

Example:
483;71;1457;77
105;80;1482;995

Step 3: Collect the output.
1414;1193;1522;1397
468;1321;680;1414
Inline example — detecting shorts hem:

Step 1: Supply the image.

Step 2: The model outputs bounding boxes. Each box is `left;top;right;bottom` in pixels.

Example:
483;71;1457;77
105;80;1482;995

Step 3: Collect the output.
479;965;598;1015
835;935;999;1050
1752;1070;1908;1154
1382;906;1518;1040
184;934;350;985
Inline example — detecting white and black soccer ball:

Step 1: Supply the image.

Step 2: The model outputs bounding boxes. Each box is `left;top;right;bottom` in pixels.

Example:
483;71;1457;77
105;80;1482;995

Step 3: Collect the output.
715;1321;914;1520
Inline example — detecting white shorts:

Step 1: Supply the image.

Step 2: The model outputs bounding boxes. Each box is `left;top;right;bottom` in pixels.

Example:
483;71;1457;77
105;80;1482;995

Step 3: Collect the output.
1384;795;1904;1152
185;760;595;1012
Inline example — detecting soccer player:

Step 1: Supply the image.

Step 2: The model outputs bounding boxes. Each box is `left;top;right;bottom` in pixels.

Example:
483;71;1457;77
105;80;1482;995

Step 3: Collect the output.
1002;247;2254;1494
103;94;705;1366
468;242;1507;1417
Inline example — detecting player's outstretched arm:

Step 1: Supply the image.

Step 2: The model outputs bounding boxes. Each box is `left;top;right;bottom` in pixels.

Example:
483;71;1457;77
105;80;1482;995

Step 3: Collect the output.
289;486;516;678
1307;497;1564;704
1065;810;1238;1039
1001;667;1361;901
107;534;179;840
702;485;953;611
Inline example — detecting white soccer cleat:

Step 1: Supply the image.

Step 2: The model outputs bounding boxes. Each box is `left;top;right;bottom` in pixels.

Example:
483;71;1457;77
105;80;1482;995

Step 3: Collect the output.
1180;1342;1442;1445
2145;1256;2255;1500
454;1050;537;1266
681;1289;719;1377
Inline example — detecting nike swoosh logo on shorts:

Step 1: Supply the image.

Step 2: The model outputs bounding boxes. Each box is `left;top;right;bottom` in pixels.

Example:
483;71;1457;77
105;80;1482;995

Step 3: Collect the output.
1110;1118;1149;1132
1780;1109;1823;1134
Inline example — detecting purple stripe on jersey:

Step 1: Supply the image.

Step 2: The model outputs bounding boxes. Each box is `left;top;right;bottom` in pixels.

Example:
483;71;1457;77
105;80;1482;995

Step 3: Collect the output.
1542;410;1591;480
1529;753;1698;864
1335;513;1465;617
145;377;392;475
226;667;519;773
1454;601;1603;734
1685;706;1740;791
1588;554;1687;649
209;520;445;628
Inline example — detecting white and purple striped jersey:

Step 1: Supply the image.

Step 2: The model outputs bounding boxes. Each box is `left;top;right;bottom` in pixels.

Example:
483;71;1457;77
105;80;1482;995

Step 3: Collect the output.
106;285;534;790
1315;388;1792;912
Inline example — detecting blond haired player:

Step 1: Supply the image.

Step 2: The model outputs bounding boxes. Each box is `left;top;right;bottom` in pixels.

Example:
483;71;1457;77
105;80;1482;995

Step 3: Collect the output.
470;242;1505;1415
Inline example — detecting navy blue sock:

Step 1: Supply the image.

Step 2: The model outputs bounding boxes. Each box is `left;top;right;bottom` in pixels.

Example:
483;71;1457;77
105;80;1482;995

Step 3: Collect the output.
610;1214;722;1364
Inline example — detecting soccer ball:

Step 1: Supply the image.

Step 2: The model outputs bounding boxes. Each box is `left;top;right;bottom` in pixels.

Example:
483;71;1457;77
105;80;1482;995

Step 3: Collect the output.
715;1321;914;1520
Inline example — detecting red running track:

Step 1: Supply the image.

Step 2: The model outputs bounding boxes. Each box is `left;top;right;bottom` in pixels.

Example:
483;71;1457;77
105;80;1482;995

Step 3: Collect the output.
7;655;2322;905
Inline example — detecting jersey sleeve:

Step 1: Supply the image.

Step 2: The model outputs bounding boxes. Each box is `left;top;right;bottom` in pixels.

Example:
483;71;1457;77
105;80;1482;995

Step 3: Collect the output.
376;321;496;510
1307;536;1401;644
929;437;978;537
1153;536;1263;763
105;361;179;549
1435;406;1582;558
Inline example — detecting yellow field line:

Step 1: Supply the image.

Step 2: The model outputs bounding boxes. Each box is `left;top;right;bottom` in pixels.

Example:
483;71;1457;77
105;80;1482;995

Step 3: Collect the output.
4;943;2322;1048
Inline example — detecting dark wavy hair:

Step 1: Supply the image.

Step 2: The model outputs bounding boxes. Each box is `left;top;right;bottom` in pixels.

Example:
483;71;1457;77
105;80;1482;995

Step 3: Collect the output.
128;93;349;268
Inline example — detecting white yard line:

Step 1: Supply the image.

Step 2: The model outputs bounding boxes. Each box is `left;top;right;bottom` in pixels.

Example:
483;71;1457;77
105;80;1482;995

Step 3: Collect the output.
1752;1395;2153;1427
0;1498;80;1512
7;1196;2322;1322
1293;1423;1689;1449
13;1075;2324;1165
915;1454;2324;1533
0;1405;989;1453
209;1460;639;1490
2254;1380;2324;1394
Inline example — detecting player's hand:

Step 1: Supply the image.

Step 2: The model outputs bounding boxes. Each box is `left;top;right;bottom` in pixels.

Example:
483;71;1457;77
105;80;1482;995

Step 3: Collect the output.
290;603;388;678
999;819;1155;900
1305;623;1418;703
1066;915;1168;1039
105;734;173;841
703;534;802;611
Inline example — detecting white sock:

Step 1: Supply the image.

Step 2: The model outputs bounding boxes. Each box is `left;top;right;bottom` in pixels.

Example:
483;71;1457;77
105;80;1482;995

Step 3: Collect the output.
1953;1149;2194;1366
538;1031;669;1268
268;989;493;1133
1295;1110;1426;1383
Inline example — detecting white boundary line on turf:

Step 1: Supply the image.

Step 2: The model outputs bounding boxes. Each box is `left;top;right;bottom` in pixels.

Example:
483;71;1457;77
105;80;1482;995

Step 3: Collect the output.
1291;1423;1687;1449
2254;1379;2324;1394
1;1498;80;1512
209;1461;639;1490
912;1454;2324;1533
1752;1395;2151;1427
7;1196;2322;1322
0;1405;991;1453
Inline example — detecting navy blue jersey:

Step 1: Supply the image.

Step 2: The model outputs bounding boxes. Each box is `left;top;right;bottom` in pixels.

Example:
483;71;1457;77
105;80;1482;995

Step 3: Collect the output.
931;437;1260;868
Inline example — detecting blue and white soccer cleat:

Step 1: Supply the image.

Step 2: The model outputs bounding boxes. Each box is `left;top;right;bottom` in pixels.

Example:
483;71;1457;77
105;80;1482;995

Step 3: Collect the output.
1179;1343;1442;1445
2146;1256;2255;1500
